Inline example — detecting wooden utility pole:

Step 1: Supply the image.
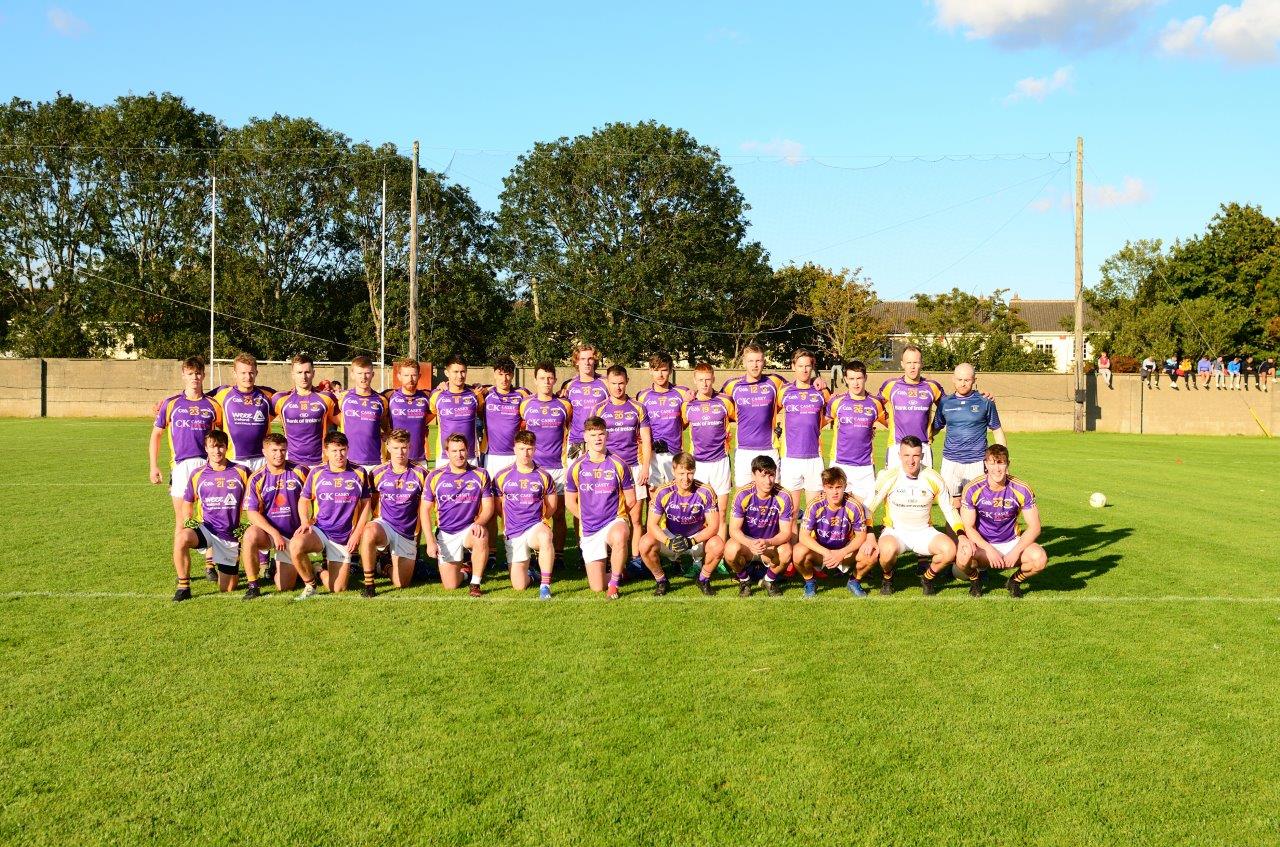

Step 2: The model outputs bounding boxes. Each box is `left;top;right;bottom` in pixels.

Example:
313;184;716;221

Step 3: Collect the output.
379;175;387;390
209;173;216;371
1073;136;1085;433
408;140;419;360
531;275;540;321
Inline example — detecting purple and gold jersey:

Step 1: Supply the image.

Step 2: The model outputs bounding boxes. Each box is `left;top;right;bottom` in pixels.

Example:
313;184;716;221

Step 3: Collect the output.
385;388;433;463
877;377;945;445
780;382;830;460
637;385;690;451
651;481;718;537
210;386;273;463
961;477;1036;544
493;465;553;539
272;390;337;467
721;374;785;452
519;395;572;470
731;486;795;540
565;452;634;535
483;387;531;457
184;462;249;542
336;389;390;467
424;465;492;534
562;376;608;443
828;393;885;467
370;462;429;539
681;393;735;463
245;462;308;537
429;386;483;459
301;464;369;545
591;396;650;467
802;496;869;549
155;393;223;463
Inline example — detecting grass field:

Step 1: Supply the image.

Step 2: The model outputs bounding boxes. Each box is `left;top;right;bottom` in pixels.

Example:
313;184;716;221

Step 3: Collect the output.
2;419;1279;846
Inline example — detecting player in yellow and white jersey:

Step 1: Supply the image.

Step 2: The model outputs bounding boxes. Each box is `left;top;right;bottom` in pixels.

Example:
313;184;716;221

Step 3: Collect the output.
863;435;964;596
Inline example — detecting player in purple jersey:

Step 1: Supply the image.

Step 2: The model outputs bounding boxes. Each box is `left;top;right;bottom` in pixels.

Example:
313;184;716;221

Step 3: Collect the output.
876;344;947;470
779;348;831;510
357;429;430;597
826;360;886;504
724;455;795;597
271;354;337;469
171;431;249;601
681;362;736;534
559;343;609;458
210;353;275;471
565;416;637;599
492;431;557;599
956;444;1047;598
592;365;652;572
241;433;309;598
721;343;786;488
290;431;371;598
520;361;572;566
429;354;484;464
796;467;878;598
640;452;726;597
334;355;390;471
424;433;494;597
481;356;529;476
637;352;690;491
384;357;434;465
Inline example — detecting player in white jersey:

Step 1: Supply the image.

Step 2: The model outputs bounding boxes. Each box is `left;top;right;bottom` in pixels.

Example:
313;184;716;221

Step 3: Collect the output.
862;435;964;596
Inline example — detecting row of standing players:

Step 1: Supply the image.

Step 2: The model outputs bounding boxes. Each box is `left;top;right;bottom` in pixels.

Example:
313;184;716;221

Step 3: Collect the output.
153;344;1048;601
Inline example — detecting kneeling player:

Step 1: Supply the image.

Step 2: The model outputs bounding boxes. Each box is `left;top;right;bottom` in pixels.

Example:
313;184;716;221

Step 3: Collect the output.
956;444;1047;597
172;431;248;600
289;432;371;598
493;431;557;599
724;456;795;597
424;433;494;597
640;452;725;597
241;433;308;598
796;467;877;598
565;416;637;598
359;429;429;597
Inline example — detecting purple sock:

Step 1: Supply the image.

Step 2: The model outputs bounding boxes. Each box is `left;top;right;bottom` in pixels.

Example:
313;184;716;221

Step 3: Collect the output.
608;574;620;588
735;569;750;582
764;567;780;581
540;572;552;585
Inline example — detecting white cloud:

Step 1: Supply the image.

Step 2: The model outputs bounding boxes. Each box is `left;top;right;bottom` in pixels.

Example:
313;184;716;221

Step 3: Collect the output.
1004;65;1075;103
1161;0;1280;64
933;0;1161;49
739;138;807;165
708;26;746;44
1031;176;1151;212
47;7;89;37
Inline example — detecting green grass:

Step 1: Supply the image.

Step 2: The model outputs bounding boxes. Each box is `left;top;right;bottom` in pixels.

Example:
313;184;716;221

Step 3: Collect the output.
2;419;1279;846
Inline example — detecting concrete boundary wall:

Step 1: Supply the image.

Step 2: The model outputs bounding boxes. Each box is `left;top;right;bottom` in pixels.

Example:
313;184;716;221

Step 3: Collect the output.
0;360;1274;436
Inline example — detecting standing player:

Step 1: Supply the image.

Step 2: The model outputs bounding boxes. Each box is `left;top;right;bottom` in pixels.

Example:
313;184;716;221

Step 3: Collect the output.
520;361;573;567
289;431;371;598
637;352;690;491
826;360;885;505
241;433;308;599
560;344;609;460
863;436;964;596
778;349;830;513
171;431;249;601
877;345;945;470
722;343;786;488
796;467;877;598
565;416;637;599
272;354;337;470
641;452;725;596
358;429;430;597
424;433;494;596
681;363;735;535
384;358;433;465
481;356;530;477
210;353;275;472
335;355;390;473
429;355;484;464
592;365;652;572
724;456;796;597
956;444;1047;598
933;363;1005;513
492;430;557;599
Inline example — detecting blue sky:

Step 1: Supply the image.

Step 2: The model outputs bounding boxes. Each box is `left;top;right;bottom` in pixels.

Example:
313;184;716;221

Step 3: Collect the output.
3;0;1278;301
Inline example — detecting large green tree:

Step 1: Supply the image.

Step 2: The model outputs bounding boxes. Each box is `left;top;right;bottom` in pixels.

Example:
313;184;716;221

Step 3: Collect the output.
791;263;886;364
907;288;1054;372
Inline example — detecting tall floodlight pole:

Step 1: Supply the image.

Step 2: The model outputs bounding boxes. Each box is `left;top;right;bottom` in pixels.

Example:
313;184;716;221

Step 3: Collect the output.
408;141;419;360
380;175;387;390
1073;136;1085;433
210;173;217;372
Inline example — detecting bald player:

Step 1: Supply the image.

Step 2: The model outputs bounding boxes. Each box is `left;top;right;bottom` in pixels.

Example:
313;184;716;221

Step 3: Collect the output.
933;362;1005;512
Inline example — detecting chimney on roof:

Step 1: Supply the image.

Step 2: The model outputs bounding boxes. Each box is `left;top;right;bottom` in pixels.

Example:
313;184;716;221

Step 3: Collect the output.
1011;292;1020;301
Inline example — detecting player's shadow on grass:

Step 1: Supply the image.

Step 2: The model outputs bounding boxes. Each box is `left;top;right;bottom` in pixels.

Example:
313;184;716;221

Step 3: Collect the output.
1034;524;1131;592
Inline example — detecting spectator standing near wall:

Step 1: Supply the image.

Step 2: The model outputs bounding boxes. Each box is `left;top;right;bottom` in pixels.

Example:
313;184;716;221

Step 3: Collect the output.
1097;351;1112;388
1141;356;1158;389
1228;357;1242;389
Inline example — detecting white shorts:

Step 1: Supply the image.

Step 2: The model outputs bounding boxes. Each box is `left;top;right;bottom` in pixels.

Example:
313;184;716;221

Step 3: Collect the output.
271;545;293;566
544;467;566;495
940;458;985;498
780;456;825;492
648;452;676;489
659;540;705;562
236;457;267;473
194;523;240;568
881;525;942;557
886;443;935;471
579;517;627;563
831;463;875;504
168;456;206;499
372;518;417;559
311;527;354;565
734;448;780;488
631;463;648;501
485;453;516;475
988;538;1019;558
698;456;732;496
435;526;475;564
505;523;549;563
